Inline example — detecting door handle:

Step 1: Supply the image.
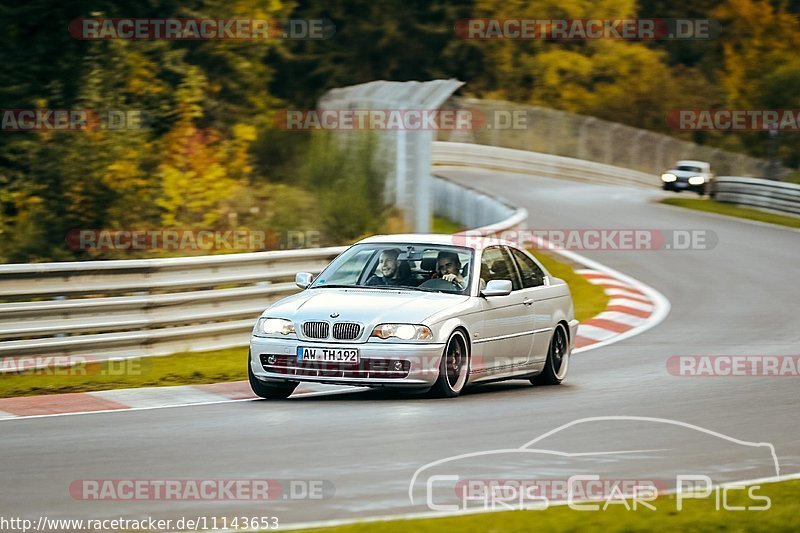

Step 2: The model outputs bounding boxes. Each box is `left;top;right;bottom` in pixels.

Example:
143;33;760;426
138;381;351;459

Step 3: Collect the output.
523;298;534;306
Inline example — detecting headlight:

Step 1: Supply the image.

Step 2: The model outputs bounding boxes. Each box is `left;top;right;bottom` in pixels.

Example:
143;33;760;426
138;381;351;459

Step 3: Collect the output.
661;173;677;182
688;176;705;186
257;318;296;335
371;324;433;341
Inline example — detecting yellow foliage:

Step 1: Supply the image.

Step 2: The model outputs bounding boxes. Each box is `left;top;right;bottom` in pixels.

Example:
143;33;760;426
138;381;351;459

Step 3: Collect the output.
156;120;253;228
714;0;800;108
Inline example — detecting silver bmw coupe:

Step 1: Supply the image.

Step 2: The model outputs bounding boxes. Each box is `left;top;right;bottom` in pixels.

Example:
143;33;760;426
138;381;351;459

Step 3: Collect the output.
248;234;578;399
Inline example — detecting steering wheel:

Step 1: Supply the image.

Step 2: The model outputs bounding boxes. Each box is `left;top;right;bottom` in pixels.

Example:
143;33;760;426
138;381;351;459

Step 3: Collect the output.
419;278;462;290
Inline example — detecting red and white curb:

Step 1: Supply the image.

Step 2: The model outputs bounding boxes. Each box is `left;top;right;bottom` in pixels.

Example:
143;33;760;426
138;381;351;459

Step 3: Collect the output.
552;248;670;355
0;249;669;422
574;269;657;350
0;382;361;420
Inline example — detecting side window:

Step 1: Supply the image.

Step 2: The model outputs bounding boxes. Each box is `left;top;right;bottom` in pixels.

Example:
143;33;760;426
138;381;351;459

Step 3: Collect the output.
509;248;546;288
480;246;521;291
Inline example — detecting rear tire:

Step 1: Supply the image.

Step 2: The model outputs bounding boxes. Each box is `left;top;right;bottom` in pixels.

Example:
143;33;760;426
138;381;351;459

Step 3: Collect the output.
428;330;469;398
531;324;570;385
248;352;298;399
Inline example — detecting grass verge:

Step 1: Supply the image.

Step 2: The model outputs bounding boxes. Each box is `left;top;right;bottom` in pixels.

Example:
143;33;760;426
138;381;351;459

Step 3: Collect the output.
431;216;465;234
660;197;800;229
0;347;247;398
0;241;608;398
292;478;800;533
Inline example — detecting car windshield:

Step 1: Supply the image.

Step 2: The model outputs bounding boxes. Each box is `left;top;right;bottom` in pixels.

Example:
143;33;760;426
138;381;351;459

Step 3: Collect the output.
309;243;474;294
676;165;703;172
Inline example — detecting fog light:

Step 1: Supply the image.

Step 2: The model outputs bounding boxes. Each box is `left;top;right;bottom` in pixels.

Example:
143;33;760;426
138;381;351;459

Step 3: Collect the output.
267;354;277;364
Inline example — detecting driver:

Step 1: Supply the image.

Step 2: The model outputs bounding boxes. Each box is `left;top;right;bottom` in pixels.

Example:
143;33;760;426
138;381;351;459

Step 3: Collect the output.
436;251;466;289
366;248;410;286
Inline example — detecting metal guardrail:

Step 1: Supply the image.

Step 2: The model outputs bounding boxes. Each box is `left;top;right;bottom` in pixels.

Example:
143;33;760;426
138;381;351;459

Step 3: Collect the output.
712;177;800;216
432;175;524;230
0;249;345;364
432;141;656;188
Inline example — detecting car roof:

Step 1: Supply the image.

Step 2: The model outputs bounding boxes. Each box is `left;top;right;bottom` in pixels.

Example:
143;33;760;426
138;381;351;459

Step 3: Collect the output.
356;233;520;251
675;160;710;167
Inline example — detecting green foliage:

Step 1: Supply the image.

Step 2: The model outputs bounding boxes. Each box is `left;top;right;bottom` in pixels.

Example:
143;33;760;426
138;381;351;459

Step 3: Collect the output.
295;132;388;245
268;0;480;107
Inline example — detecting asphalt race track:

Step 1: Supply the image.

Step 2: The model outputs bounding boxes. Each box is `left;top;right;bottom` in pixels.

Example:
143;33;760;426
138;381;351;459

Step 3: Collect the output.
2;168;799;528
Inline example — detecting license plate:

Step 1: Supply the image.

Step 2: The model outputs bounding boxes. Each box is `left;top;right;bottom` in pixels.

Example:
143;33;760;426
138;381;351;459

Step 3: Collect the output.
297;346;359;364
675;181;688;188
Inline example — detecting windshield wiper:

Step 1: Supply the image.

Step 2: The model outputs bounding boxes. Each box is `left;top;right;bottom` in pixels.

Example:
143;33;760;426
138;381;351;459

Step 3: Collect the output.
397;286;444;293
311;284;457;294
370;285;455;294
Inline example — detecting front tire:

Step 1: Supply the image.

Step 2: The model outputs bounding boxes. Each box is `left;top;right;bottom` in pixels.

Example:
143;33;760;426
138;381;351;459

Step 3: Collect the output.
248;353;298;399
429;330;469;398
531;323;570;385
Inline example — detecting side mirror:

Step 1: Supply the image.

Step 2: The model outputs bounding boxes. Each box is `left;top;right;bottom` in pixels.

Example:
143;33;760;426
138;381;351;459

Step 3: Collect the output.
296;272;314;289
481;279;512;297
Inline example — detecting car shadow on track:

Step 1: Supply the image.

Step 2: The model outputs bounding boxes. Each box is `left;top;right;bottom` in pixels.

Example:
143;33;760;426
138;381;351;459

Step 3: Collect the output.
279;380;574;402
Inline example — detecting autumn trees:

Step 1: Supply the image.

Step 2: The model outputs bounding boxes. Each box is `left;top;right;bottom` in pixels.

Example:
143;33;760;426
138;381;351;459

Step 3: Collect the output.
1;0;798;262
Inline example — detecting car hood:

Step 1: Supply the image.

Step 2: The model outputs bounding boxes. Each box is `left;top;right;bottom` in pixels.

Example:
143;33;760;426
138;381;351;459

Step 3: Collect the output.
264;288;470;325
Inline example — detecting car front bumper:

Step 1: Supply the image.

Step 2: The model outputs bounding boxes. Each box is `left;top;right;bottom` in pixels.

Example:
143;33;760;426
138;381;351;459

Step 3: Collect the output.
663;180;705;193
249;336;447;388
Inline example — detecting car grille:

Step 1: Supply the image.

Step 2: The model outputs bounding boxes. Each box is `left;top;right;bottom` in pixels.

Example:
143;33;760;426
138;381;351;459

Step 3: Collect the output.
332;322;361;340
260;354;410;379
302;321;329;339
